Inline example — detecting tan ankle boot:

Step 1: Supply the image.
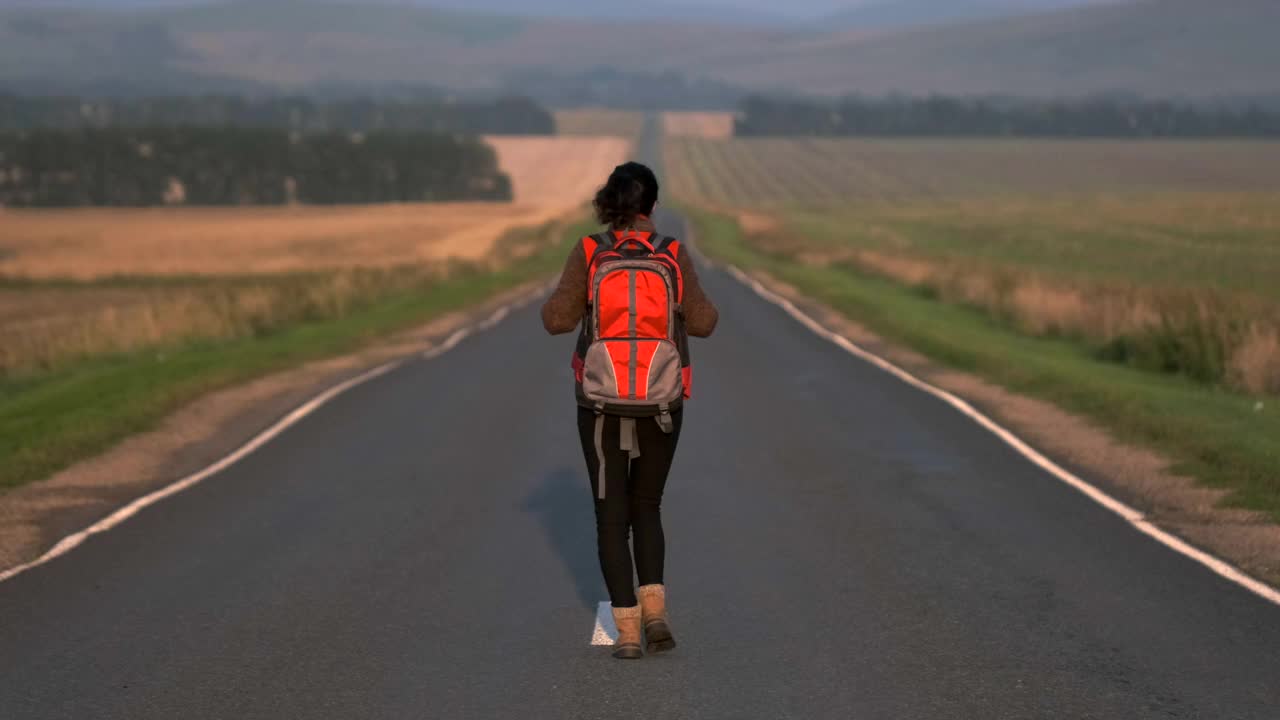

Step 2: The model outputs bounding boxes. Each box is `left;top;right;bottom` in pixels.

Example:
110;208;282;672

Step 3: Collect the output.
611;605;643;659
638;584;676;653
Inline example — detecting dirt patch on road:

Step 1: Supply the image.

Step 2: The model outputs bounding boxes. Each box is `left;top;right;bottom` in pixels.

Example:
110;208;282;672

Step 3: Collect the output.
746;270;1280;588
0;283;544;573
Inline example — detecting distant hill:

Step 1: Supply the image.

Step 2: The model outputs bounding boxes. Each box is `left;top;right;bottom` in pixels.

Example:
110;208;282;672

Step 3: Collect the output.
0;1;786;98
0;0;789;26
1;0;1277;100
741;0;1280;97
823;0;1117;29
413;0;791;27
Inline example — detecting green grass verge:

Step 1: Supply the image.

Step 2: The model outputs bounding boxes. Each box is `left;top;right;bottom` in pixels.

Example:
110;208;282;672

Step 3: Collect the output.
0;218;594;492
686;205;1280;521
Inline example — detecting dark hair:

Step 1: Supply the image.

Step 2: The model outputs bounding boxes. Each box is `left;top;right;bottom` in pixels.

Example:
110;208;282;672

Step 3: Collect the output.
593;161;659;228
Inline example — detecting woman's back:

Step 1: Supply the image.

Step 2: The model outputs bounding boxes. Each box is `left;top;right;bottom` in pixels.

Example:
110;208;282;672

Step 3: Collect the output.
540;161;715;660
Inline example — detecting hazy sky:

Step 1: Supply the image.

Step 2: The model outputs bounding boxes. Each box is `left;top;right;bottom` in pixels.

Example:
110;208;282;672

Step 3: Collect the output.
629;0;1094;13
416;0;1101;22
487;0;1095;14
19;0;1103;22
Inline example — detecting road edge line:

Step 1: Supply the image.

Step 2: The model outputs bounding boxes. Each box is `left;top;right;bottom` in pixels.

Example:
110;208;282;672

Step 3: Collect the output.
0;288;544;586
725;264;1280;608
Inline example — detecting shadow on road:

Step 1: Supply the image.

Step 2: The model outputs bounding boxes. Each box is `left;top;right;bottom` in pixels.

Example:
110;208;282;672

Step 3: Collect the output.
521;468;601;609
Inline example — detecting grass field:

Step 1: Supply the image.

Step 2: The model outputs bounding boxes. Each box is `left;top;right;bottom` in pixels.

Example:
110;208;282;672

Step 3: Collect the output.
667;138;1280;395
666;138;1280;207
0;217;596;493
688;207;1280;520
668;137;1280;518
772;193;1280;396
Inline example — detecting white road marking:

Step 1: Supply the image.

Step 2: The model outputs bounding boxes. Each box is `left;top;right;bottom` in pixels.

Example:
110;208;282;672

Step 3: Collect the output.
0;291;544;586
480;306;510;330
591;602;619;646
726;264;1280;608
422;327;471;360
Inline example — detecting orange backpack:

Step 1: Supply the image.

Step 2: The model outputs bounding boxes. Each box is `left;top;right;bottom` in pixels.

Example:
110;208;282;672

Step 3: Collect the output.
572;229;691;432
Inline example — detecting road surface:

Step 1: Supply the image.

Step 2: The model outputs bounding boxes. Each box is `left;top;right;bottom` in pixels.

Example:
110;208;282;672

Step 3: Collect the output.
1;210;1278;719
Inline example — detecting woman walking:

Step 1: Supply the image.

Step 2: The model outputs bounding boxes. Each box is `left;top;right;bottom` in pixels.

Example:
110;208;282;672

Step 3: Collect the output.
542;162;717;659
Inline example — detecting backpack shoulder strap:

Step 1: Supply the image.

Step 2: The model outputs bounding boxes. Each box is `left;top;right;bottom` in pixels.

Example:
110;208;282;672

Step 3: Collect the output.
651;234;678;258
649;234;684;302
585;231;619;302
583;231;615;266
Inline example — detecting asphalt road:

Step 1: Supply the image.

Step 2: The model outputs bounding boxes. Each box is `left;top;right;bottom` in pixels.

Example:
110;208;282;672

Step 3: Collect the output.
2;210;1278;719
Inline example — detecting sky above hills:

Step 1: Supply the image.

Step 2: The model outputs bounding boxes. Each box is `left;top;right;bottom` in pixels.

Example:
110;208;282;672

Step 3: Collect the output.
3;0;1114;23
436;0;1109;17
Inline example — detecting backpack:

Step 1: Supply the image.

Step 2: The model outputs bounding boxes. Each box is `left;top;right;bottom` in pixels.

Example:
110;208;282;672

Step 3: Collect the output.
572;229;692;432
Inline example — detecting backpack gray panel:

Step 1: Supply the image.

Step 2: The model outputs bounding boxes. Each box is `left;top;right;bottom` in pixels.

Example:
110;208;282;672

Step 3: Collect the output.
642;341;684;404
581;342;622;402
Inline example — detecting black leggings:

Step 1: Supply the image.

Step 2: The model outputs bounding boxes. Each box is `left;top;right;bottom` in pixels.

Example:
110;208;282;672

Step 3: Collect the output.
577;407;684;608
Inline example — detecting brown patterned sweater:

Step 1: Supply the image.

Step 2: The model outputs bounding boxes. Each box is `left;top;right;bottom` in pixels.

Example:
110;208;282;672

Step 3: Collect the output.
541;217;718;337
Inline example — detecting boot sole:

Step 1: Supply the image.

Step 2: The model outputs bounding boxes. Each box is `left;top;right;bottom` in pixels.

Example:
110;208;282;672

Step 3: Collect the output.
613;644;643;660
645;622;677;654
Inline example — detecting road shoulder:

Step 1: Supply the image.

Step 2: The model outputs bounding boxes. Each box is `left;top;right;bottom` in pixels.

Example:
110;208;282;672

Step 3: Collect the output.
743;269;1280;588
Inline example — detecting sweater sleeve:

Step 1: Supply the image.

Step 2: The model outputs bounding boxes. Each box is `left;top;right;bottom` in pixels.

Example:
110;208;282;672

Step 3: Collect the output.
541;239;588;335
677;247;719;338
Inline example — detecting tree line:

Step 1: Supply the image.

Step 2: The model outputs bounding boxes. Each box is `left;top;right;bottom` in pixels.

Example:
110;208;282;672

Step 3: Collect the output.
0;128;511;207
735;95;1280;137
0;95;555;135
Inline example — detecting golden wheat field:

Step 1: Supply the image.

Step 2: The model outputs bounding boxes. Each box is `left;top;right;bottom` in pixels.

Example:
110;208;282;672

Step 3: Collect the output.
0;136;629;375
0;204;533;278
661;111;735;139
485;136;631;210
0;136;629;279
552;108;646;138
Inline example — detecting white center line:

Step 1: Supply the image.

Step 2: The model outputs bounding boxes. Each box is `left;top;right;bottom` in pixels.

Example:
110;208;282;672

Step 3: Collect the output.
590;602;619;646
